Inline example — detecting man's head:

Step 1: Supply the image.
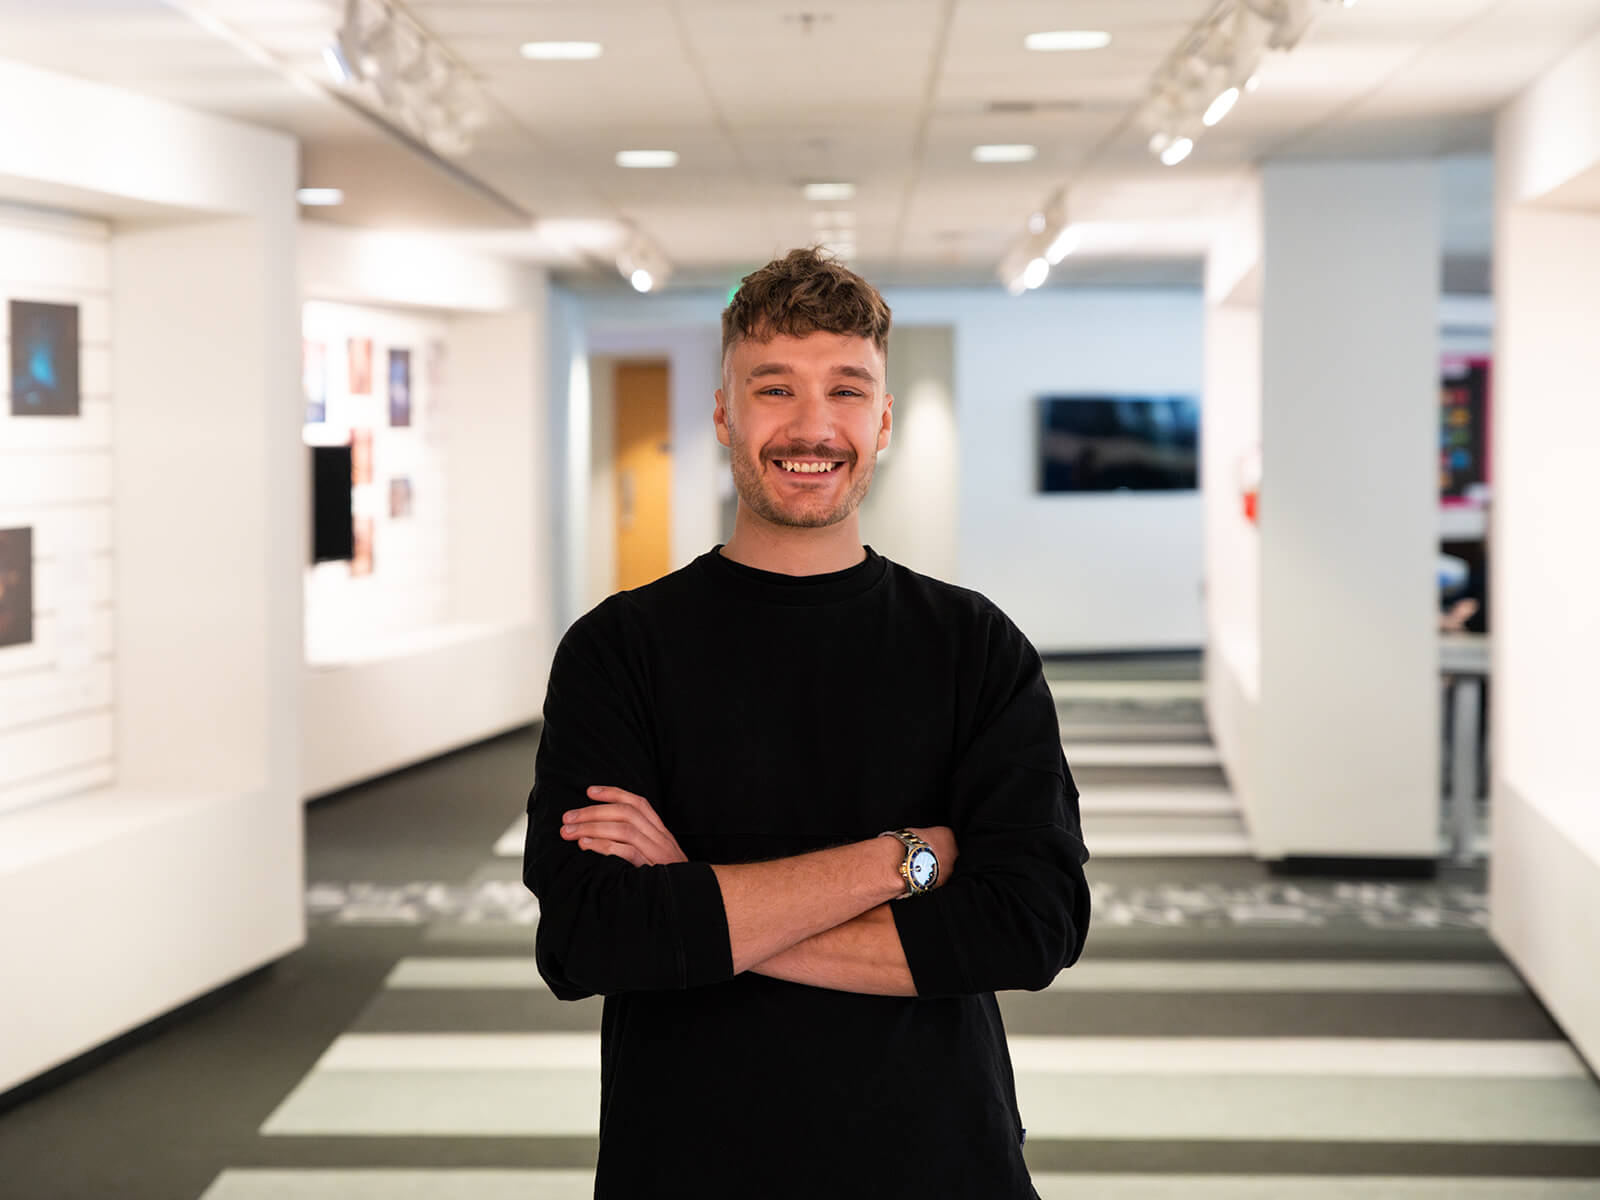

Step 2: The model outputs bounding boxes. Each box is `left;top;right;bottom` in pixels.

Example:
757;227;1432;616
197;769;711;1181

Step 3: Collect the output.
715;249;893;532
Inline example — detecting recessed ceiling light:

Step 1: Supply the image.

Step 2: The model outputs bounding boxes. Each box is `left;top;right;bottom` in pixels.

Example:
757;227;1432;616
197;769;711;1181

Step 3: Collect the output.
520;41;603;60
616;150;679;168
803;182;855;201
296;188;345;206
1025;30;1112;52
1160;137;1195;167
811;209;855;227
973;143;1037;164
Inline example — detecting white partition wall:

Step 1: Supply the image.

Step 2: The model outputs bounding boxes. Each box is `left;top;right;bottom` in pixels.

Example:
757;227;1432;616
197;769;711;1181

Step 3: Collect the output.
0;59;303;1093
298;225;551;798
0;206;116;814
1202;184;1264;839
1491;29;1600;1072
1203;161;1442;863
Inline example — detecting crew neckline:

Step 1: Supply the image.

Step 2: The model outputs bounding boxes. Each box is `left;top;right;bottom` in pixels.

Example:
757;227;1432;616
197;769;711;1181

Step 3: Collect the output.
700;544;888;605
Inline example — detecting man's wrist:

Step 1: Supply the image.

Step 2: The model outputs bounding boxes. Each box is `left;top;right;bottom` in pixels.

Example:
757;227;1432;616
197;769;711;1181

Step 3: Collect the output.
870;834;909;904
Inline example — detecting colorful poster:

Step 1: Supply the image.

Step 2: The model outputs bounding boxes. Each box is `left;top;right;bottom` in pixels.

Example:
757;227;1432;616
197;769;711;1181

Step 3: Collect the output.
348;337;374;396
389;476;413;519
351;429;373;485
9;300;80;417
0;527;34;649
1440;356;1490;502
352;517;374;577
303;340;327;425
388;348;411;427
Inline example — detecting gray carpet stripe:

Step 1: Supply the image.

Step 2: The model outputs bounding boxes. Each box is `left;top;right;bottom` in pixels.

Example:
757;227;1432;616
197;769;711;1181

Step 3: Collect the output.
349;988;1562;1042
220;1136;1600;1178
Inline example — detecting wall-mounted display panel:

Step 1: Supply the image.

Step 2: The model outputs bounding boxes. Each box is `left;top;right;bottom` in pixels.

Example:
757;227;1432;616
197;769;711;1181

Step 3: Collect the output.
1037;394;1200;493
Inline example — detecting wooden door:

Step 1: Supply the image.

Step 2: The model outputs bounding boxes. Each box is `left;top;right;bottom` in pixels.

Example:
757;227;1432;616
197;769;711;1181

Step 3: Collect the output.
614;362;672;590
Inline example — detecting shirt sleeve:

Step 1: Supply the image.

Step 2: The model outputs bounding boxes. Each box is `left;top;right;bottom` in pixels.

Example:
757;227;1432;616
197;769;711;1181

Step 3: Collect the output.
523;599;734;1001
890;606;1091;997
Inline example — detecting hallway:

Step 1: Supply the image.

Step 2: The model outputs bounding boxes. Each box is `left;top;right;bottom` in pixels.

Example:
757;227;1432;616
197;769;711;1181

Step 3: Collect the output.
3;660;1598;1198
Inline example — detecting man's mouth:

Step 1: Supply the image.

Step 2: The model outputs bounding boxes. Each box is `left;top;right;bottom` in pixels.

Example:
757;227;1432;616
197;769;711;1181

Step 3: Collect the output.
772;458;844;475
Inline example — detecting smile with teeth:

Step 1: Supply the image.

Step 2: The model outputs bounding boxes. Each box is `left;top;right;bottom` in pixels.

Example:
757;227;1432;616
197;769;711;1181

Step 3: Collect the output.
774;459;843;474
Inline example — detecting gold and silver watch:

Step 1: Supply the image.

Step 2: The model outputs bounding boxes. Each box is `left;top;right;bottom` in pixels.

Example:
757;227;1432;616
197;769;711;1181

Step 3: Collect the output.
880;828;938;899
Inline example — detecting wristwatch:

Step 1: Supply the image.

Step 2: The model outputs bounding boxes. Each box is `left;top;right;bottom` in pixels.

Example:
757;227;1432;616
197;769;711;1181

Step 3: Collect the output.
879;829;938;899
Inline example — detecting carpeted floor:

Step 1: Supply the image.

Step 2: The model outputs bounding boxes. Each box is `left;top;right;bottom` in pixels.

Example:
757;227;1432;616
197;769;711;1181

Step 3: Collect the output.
2;687;1597;1198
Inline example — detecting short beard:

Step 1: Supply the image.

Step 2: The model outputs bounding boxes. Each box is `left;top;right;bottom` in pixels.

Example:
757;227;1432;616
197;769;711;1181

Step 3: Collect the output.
726;416;876;529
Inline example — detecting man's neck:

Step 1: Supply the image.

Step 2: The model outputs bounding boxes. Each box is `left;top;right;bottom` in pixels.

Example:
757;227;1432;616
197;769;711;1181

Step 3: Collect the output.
719;511;867;577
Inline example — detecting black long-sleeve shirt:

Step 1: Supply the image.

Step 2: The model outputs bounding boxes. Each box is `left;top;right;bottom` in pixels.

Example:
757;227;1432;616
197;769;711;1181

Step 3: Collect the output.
524;546;1091;1198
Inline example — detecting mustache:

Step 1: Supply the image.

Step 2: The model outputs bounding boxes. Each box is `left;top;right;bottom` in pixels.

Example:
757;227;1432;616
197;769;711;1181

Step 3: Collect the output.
764;444;856;464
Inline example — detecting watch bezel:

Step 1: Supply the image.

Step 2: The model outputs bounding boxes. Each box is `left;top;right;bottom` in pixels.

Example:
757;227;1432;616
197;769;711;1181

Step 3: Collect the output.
906;845;939;893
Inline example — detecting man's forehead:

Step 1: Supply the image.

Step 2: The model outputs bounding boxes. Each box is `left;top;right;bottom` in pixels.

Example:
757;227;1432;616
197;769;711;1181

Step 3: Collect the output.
726;330;884;377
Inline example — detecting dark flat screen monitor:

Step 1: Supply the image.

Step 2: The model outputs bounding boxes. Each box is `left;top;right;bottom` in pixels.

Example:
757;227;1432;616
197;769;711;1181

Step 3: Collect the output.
311;444;354;563
1038;394;1199;493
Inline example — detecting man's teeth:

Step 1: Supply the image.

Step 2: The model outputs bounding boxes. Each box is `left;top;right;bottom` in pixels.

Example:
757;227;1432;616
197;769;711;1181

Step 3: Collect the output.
777;460;839;473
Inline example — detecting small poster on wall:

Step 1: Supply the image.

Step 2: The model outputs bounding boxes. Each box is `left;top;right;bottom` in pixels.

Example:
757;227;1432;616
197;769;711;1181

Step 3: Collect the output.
389;348;411;427
0;527;34;649
351;429;373;485
352;516;374;577
303;340;327;425
9;300;80;417
390;476;413;519
1440;356;1490;502
349;337;374;396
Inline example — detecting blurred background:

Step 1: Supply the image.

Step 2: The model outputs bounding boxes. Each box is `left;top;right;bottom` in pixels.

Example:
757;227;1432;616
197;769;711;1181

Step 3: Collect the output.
1;1;1597;1196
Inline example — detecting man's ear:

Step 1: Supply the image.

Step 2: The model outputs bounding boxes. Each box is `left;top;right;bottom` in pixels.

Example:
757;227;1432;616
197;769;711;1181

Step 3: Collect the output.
713;388;732;449
877;393;893;452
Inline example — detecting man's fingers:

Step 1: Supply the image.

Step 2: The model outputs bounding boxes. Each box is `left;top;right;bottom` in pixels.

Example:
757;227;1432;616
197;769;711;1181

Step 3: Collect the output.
574;836;645;868
562;820;668;855
584;786;671;835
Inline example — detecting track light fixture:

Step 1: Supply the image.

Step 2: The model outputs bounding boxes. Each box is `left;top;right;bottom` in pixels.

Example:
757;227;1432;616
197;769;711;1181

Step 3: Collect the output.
997;0;1356;292
322;0;487;156
616;229;672;294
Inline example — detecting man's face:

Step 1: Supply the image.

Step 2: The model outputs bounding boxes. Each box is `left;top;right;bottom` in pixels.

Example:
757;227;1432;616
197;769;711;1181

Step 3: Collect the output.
714;331;892;531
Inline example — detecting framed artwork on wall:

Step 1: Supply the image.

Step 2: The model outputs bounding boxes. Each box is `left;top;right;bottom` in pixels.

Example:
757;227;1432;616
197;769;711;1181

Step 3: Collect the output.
352;517;374;577
348;337;374;395
0;527;34;649
8;300;80;417
303;339;327;425
1440;356;1490;503
351;429;373;485
389;476;413;519
388;348;411;427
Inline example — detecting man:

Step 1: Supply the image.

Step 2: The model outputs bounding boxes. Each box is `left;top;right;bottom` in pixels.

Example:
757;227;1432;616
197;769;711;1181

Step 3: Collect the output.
524;248;1091;1198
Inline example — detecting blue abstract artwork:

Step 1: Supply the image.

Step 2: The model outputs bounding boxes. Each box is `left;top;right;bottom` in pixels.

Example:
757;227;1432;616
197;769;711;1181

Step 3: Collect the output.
9;300;80;417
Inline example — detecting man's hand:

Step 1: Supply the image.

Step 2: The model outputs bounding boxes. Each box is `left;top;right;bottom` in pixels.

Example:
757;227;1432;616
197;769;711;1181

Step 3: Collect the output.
560;786;689;867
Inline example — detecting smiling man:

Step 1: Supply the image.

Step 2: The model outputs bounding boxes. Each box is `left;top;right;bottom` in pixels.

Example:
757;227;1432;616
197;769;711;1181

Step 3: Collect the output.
524;248;1091;1199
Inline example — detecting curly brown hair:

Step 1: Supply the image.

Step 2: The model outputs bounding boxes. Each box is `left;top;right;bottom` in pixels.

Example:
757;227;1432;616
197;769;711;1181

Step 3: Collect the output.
721;247;892;362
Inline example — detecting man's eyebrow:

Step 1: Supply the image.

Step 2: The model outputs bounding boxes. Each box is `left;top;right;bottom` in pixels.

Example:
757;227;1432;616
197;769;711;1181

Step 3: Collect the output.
746;362;878;383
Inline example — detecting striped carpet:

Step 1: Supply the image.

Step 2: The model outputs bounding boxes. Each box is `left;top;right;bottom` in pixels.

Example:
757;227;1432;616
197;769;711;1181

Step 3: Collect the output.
200;663;1600;1198
3;653;1594;1198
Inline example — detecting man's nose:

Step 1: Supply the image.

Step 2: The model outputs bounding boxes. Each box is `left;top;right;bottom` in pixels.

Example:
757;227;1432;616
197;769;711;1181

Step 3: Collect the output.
786;389;836;441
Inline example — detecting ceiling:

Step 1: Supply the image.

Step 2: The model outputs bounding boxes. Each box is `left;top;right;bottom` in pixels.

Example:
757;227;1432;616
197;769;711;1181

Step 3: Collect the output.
3;0;1597;290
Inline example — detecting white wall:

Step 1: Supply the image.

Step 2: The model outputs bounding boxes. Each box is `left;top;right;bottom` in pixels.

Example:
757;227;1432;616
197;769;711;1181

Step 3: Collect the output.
585;354;619;607
1254;160;1442;860
1492;23;1600;1072
0;205;115;815
566;286;1207;653
298;226;551;798
0;58;304;1093
866;325;959;582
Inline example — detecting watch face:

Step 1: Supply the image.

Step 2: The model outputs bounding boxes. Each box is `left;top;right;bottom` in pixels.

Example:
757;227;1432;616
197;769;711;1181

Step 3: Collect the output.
909;847;937;889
